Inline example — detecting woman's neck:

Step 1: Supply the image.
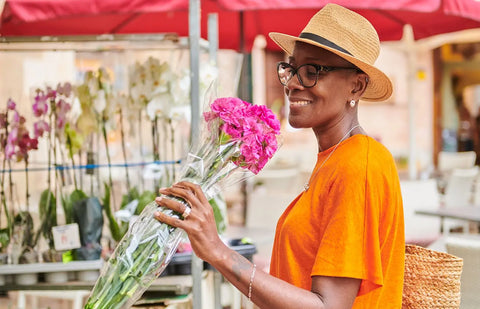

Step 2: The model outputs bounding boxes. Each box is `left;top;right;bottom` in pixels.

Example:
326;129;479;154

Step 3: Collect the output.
314;121;363;152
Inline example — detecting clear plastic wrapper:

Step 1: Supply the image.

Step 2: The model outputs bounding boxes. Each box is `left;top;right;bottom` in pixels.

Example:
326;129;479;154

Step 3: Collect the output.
85;96;281;308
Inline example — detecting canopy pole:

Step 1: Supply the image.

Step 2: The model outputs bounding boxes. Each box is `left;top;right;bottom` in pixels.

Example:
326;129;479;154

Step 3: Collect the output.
403;24;418;180
207;13;223;309
189;1;202;309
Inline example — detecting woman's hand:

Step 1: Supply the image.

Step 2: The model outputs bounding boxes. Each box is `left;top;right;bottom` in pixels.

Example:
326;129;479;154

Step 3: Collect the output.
154;181;227;263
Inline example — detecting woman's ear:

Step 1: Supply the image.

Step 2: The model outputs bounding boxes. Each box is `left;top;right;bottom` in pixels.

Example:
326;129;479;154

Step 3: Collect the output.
351;73;369;100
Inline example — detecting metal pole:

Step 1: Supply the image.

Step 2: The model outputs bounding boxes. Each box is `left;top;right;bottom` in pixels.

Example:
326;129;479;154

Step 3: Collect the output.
208;12;223;309
190;0;201;146
403;25;418;180
208;14;218;65
189;1;202;308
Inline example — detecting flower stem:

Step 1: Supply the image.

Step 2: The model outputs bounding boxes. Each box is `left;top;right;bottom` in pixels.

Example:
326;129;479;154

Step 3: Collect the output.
169;118;176;181
25;160;29;212
102;122;116;210
138;109;144;191
118;108;131;192
66;134;78;191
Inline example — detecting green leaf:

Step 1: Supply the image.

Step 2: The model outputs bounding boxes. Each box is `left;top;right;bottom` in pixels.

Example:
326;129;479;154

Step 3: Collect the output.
14;211;36;249
65;189;88;224
208;194;227;234
135;190;156;215
0;228;10;252
102;183;124;242
120;187;140;209
37;189;57;248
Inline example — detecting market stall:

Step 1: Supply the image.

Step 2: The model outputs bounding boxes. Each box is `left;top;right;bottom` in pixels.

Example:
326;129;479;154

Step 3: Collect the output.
0;0;252;307
3;1;480;308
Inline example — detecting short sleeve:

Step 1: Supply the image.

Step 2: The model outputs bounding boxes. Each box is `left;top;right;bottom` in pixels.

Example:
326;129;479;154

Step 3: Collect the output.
310;148;384;295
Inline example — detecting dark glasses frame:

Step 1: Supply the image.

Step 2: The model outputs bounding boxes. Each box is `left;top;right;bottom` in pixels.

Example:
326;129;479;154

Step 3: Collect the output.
276;61;362;88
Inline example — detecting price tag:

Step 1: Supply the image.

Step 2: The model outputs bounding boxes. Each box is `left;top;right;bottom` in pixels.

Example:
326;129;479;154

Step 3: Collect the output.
52;223;81;251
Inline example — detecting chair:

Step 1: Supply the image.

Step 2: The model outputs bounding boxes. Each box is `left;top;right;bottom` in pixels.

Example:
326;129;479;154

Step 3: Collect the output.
438;151;476;173
444;167;479;207
435;151;476;198
401;179;442;246
442;167;479;234
446;236;480;309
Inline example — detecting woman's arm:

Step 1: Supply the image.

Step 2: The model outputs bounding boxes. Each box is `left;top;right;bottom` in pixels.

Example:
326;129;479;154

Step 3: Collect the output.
154;181;360;309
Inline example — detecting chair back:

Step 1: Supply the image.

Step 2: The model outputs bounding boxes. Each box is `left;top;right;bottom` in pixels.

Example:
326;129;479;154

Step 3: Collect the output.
438;151;476;173
401;179;441;245
444;167;479;207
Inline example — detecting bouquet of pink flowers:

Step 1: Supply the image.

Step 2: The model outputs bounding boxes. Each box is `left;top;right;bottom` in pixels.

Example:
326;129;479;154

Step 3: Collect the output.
85;97;281;308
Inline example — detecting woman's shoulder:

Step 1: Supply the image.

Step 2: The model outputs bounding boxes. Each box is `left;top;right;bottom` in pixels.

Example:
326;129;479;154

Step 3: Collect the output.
339;135;396;171
340;134;392;157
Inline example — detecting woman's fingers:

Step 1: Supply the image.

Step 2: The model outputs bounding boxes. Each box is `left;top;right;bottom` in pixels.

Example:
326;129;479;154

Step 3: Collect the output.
153;209;184;229
158;182;207;208
155;196;187;215
175;181;209;205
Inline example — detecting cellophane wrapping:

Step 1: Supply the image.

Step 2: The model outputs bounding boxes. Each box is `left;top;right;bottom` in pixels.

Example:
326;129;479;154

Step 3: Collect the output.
85;97;281;308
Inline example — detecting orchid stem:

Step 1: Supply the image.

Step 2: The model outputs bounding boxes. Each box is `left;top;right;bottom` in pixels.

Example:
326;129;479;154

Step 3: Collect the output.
119;108;131;192
102;122;116;210
169;118;176;182
66;134;78;191
138;110;144;191
25;160;29;212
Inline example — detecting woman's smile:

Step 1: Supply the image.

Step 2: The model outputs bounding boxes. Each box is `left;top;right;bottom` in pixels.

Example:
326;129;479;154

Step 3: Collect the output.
289;100;312;107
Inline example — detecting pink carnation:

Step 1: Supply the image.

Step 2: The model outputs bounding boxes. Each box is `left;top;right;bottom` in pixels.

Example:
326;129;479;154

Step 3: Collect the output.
205;98;281;174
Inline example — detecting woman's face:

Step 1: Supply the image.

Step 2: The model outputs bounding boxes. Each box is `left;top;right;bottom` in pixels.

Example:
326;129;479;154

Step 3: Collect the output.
283;42;362;131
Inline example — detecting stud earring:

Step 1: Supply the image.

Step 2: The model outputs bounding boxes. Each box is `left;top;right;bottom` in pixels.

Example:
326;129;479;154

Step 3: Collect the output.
350;100;356;107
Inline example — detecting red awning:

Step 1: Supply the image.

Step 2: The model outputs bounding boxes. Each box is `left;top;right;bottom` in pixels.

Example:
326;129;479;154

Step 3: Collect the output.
2;0;480;51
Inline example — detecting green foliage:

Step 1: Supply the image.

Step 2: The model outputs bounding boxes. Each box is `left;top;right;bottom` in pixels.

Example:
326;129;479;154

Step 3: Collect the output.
103;183;127;242
36;189;57;249
0;228;9;253
208;194;227;234
136;190;156;215
64;189;88;224
120;187;156;216
14;211;36;249
120;187;140;209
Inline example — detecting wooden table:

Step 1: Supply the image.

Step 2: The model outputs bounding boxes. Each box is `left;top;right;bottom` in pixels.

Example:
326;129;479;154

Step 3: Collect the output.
415;206;480;233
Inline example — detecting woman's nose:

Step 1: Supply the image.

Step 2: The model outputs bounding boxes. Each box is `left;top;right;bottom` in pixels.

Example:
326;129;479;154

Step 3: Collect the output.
285;74;304;90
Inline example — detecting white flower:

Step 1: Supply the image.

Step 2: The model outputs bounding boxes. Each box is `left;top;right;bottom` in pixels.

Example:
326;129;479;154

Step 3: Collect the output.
94;89;107;114
146;92;174;121
169;105;190;122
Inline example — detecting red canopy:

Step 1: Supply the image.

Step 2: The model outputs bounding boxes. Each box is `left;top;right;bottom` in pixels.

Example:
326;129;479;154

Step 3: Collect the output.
2;0;480;51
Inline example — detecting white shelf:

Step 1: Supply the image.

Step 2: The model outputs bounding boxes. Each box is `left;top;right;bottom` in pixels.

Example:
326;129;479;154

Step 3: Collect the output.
0;259;103;275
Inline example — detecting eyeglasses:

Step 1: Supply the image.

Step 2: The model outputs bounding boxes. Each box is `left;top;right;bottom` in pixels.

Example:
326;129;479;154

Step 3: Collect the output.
276;62;361;88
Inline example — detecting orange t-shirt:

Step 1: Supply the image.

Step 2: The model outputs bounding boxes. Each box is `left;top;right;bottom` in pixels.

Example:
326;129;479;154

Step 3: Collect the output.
270;135;405;308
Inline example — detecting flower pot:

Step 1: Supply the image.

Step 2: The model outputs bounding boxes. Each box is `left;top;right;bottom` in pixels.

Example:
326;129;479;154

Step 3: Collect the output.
42;249;63;263
19;248;39;264
0;253;8;265
15;273;38;285
77;270;99;282
45;271;69;283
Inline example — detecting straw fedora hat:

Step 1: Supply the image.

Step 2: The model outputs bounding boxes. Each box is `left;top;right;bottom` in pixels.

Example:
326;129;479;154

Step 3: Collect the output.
269;3;392;102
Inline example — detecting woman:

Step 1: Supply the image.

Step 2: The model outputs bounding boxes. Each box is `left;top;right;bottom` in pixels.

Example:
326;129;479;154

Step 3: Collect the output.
155;4;405;308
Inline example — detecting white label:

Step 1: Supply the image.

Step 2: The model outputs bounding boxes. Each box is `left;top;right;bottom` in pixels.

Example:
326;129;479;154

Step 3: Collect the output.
52;223;81;251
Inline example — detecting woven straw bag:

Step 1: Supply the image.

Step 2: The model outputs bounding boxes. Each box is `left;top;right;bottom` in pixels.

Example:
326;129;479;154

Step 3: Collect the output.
402;244;463;309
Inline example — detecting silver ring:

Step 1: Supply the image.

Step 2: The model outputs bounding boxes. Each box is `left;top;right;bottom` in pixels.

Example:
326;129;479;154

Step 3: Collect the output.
182;206;191;219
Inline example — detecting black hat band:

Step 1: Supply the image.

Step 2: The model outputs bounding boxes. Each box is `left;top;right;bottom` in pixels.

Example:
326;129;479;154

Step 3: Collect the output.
299;32;353;56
